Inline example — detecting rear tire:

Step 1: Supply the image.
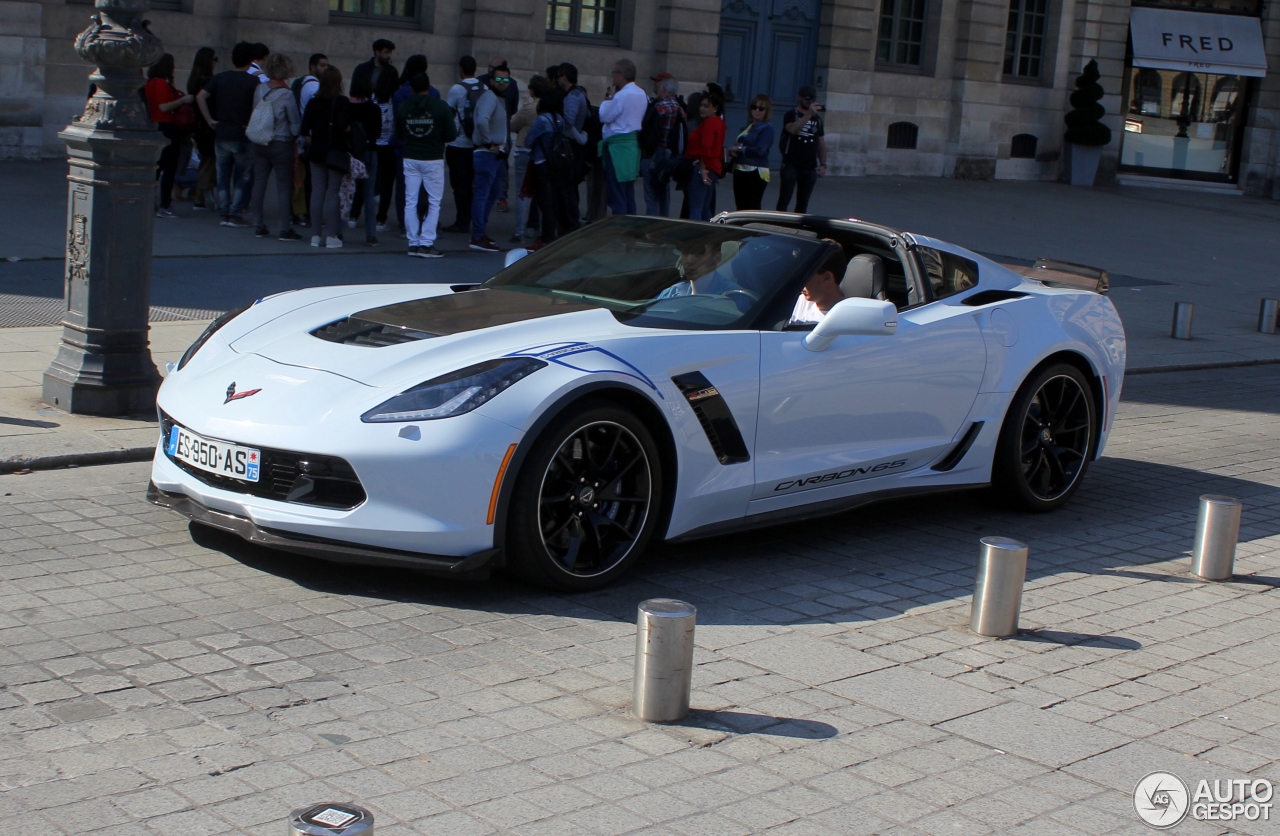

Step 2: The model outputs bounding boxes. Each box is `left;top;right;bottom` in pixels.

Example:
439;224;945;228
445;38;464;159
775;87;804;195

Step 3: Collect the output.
993;363;1096;512
506;400;663;591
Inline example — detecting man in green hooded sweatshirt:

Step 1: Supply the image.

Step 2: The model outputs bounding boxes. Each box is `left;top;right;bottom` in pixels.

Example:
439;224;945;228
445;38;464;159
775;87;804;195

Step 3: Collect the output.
396;72;457;258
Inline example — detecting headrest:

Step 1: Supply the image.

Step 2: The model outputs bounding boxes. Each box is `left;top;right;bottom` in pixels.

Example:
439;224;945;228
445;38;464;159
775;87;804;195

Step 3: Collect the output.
840;254;886;300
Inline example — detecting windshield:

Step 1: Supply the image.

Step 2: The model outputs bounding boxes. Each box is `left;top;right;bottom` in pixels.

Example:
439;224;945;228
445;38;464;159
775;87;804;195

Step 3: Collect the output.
484;217;826;330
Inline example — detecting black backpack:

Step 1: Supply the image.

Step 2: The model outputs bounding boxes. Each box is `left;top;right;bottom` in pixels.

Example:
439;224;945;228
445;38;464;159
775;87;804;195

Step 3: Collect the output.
456;80;486;140
291;75;315;109
640;101;686;157
543;114;577;177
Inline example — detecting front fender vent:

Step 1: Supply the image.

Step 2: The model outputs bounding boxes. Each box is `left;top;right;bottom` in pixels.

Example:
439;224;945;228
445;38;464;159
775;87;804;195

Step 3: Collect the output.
312;317;435;347
672;372;750;465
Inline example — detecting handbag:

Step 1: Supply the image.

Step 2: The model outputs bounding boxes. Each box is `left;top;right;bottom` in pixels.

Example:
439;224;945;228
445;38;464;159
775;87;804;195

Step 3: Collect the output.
172;83;197;135
246;87;284;146
323;99;350;173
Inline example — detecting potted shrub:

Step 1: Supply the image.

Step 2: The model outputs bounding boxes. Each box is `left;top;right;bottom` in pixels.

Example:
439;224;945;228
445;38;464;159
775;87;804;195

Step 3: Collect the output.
1063;60;1112;186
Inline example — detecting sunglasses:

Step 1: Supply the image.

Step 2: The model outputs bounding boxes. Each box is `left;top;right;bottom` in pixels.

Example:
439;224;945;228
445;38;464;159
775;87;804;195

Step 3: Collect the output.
492;76;511;83
751;104;766;111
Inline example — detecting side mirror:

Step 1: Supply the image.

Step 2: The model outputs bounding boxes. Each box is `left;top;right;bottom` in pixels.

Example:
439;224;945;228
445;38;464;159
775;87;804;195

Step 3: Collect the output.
802;297;897;351
503;248;530;268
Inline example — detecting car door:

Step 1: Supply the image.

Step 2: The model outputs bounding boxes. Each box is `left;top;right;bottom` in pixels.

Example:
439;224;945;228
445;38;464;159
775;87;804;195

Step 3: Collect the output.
751;252;987;507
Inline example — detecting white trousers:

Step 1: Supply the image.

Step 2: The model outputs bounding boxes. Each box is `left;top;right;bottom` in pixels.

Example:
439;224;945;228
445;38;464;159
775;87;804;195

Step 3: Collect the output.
403;158;445;247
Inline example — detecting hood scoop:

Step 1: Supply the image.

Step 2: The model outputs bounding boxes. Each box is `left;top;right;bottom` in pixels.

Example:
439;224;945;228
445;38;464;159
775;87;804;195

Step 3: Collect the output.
311;317;436;347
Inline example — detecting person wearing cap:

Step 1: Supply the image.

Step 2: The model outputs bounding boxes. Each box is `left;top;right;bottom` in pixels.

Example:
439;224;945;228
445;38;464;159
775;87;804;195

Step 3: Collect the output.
776;84;826;214
598;58;648;215
639;72;686;217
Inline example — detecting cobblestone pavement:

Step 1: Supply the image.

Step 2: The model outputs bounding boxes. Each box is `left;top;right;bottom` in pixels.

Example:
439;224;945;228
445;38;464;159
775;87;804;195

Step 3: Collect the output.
2;368;1278;835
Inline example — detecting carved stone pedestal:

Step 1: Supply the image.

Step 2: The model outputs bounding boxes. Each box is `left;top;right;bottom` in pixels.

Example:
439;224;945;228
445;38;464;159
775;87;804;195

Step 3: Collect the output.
42;0;166;416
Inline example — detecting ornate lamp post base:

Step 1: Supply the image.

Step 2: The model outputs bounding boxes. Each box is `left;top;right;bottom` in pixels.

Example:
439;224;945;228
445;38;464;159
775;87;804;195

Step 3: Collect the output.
44;0;166;416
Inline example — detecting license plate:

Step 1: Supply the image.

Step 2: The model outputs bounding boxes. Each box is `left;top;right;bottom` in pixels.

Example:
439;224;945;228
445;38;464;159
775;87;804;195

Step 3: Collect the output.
165;425;261;483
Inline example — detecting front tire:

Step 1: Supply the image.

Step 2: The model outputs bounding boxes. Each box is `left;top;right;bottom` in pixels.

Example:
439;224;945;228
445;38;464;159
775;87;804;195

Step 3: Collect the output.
506;400;663;590
993;363;1096;512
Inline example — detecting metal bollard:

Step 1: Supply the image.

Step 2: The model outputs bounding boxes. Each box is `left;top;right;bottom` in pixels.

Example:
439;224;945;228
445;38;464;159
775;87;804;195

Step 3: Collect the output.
970;537;1028;637
1191;495;1242;581
289;803;373;836
1259;299;1279;334
633;599;696;722
1171;302;1194;340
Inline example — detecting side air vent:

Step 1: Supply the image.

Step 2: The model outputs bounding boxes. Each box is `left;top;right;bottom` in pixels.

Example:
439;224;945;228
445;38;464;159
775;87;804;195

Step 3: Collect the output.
962;290;1029;306
671;372;750;465
932;421;984;472
311;317;435;347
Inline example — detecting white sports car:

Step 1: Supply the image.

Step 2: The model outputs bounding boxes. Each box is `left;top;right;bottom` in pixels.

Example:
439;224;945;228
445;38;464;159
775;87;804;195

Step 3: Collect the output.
149;213;1126;590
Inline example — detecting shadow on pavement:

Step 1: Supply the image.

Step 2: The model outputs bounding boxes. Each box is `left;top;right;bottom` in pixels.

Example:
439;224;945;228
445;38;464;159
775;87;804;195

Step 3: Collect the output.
1008;630;1142;650
675;710;839;739
184;455;1280;630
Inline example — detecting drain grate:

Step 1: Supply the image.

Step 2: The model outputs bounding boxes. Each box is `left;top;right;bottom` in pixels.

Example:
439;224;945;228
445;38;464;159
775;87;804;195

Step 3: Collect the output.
0;294;224;328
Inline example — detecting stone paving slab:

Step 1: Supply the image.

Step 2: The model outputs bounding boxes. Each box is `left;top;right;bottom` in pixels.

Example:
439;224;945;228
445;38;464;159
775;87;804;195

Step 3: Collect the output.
0;366;1277;833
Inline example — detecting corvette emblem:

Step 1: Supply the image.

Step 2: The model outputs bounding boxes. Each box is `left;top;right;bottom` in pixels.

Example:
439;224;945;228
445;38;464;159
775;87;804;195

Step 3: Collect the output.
224;382;262;404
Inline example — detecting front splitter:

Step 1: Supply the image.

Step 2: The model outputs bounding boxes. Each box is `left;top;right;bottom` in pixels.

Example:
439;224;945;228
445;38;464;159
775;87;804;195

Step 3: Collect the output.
147;482;500;578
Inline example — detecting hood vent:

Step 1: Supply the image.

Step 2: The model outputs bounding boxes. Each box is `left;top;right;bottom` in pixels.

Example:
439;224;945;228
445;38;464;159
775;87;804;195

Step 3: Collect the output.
312;317;435;347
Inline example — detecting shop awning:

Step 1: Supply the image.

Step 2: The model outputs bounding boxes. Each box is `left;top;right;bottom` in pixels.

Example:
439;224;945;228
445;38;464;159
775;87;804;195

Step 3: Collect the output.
1130;7;1268;77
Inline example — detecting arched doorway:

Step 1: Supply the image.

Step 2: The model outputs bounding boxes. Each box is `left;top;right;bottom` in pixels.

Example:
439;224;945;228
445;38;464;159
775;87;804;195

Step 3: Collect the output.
717;0;822;166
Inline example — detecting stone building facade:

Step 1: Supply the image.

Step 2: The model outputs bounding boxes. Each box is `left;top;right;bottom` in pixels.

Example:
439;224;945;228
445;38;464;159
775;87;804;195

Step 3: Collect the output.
3;0;1278;196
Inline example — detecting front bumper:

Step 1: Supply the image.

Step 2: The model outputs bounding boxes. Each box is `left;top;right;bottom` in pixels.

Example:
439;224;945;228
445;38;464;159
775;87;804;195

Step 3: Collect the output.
148;482;500;577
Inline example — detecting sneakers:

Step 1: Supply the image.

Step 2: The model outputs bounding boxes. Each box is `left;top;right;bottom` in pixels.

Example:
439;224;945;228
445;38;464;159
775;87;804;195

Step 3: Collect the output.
278;229;303;241
220;216;232;226
441;223;469;234
155;208;180;219
407;246;421;257
347;219;358;228
310;235;322;247
254;225;270;238
224;215;250;228
528;240;546;252
192;202;207;211
469;236;500;253
366;235;380;247
325;237;343;249
376;223;389;232
292;214;310;227
496;199;510;213
420;245;443;258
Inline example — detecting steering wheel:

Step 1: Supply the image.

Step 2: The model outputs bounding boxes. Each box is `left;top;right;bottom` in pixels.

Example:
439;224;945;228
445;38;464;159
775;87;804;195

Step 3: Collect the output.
724;288;760;304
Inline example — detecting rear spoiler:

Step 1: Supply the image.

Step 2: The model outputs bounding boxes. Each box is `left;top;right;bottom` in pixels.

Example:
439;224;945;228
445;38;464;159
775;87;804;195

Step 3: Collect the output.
1002;258;1109;294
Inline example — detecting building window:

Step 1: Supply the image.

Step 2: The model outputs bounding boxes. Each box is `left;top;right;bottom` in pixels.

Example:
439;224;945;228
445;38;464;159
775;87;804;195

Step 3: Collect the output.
1004;0;1048;78
877;0;928;67
1010;134;1038;158
330;0;418;20
547;0;619;38
887;121;919;149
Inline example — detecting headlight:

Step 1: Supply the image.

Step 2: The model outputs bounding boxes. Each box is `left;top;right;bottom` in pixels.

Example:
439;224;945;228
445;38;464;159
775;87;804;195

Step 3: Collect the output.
176;306;248;371
361;358;546;423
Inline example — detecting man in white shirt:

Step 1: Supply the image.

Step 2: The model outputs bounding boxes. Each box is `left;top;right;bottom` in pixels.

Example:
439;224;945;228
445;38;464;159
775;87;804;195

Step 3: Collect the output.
597;59;647;215
789;249;847;325
443;56;482;233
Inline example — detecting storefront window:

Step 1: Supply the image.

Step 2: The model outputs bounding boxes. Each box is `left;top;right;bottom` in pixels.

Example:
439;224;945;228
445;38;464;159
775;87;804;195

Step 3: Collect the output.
1120;67;1246;180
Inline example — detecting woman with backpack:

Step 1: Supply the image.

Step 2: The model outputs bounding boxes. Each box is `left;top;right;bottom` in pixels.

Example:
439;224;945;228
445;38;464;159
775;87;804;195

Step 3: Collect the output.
144;53;195;219
300;66;350;248
525;92;578;249
247;53;301;241
185;48;218;210
729;94;774;211
346;73;384;246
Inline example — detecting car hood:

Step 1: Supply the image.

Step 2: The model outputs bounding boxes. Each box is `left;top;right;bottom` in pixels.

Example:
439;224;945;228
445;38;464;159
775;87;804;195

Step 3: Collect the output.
234;287;632;388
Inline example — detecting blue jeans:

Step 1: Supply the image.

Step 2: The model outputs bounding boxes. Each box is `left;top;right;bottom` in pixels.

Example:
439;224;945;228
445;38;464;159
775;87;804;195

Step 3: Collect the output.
640;157;669;217
604;146;636;216
471;150;503;240
687;171;718;221
214;138;252;218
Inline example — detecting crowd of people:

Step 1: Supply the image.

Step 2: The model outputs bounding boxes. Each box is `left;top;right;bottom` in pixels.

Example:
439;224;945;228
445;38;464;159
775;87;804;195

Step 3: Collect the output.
139;38;831;257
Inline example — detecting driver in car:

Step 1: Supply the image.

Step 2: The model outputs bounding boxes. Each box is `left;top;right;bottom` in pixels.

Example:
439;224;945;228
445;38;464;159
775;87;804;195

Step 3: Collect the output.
657;241;732;298
788;248;848;325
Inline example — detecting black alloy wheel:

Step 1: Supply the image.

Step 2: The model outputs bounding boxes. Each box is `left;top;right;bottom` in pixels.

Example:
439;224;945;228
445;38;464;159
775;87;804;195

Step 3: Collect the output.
994;363;1096;512
507;402;662;590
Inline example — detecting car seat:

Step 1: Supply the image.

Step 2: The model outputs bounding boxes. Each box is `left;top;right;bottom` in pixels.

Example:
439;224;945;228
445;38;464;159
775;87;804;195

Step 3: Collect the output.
839;254;886;301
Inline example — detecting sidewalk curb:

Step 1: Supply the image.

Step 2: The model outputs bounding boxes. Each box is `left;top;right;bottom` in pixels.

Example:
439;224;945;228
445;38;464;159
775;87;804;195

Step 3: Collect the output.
1127;357;1280;375
1;447;154;475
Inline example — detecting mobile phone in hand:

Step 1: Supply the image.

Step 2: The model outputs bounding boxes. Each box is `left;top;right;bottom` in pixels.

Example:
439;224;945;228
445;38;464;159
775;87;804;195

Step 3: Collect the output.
812;104;825;112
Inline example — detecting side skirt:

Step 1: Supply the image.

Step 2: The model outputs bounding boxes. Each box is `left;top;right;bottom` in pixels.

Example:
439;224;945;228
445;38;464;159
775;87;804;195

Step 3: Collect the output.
666;483;989;544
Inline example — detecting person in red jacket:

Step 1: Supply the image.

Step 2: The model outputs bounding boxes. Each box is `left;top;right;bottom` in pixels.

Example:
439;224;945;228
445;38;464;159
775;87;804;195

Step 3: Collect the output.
684;93;724;221
144;53;195;219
